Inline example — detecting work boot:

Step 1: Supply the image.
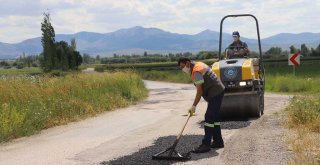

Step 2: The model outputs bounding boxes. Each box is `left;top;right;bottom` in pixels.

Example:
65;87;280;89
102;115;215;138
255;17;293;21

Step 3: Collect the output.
192;144;211;153
211;142;224;148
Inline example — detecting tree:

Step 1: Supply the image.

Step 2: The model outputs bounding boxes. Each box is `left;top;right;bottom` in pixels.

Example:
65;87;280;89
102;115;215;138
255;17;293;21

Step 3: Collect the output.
96;55;101;63
73;51;83;68
316;44;320;56
310;44;320;56
40;13;83;71
300;44;310;56
54;40;82;70
265;47;282;56
0;61;10;67
82;54;91;64
55;41;69;70
70;38;76;51
289;45;297;54
113;54;119;58
41;12;56;72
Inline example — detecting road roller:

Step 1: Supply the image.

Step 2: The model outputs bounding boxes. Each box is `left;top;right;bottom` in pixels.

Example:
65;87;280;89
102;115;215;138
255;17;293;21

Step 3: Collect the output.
212;14;265;117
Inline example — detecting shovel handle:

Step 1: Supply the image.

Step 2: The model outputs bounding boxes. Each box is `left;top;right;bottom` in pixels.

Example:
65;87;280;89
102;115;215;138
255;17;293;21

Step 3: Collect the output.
176;112;191;141
170;112;192;149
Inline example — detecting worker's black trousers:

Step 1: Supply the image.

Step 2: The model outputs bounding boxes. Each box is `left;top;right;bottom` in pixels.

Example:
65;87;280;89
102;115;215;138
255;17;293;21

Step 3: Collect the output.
202;91;224;146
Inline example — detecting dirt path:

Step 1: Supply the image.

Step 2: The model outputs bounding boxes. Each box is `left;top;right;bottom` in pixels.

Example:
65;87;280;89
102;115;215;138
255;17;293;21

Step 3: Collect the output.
220;93;293;165
0;81;292;165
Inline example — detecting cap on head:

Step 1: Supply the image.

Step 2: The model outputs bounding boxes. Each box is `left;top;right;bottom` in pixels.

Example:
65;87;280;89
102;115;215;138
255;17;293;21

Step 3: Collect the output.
232;31;240;37
178;57;191;66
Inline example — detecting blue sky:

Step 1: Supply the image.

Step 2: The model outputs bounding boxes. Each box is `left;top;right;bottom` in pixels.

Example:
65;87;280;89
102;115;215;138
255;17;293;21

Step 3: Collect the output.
0;0;319;43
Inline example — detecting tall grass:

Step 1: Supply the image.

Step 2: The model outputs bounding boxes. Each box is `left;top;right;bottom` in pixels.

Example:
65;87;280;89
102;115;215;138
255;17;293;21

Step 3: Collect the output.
0;72;147;142
287;95;320;133
285;94;320;164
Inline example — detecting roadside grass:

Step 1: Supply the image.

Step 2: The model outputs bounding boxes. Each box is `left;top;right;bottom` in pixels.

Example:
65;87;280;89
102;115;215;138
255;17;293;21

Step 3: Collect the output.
285;94;320;165
265;61;320;164
0;71;147;142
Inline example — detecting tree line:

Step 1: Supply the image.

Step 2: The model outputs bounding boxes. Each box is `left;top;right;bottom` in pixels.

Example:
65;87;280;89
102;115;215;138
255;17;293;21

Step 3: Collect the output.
0;54;40;69
96;43;320;64
2;43;319;68
264;44;320;58
99;51;218;64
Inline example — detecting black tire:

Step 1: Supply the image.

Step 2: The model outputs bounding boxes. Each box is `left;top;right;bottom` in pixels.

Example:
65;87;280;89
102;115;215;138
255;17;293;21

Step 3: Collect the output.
260;93;264;115
252;92;263;118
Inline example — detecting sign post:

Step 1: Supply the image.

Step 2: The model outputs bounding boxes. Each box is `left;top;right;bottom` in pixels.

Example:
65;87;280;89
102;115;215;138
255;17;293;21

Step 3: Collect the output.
288;52;300;76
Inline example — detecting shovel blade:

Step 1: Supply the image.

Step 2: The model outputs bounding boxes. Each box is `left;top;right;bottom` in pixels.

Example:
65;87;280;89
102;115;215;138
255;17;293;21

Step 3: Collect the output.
152;155;191;161
152;149;191;161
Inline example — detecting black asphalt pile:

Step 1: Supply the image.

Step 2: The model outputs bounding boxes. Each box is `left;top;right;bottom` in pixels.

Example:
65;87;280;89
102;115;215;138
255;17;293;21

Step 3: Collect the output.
101;135;218;165
197;120;251;130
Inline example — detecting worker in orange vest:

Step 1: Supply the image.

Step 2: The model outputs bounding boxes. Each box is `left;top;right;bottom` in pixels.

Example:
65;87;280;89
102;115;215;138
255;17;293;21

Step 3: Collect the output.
178;57;225;153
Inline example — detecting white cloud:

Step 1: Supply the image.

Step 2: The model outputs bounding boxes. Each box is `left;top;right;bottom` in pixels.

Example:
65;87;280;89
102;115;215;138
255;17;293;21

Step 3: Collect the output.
0;15;41;43
0;0;319;43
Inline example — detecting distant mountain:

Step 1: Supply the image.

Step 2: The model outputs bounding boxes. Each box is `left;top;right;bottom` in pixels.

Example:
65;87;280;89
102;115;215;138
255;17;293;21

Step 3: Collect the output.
262;32;320;45
0;26;319;59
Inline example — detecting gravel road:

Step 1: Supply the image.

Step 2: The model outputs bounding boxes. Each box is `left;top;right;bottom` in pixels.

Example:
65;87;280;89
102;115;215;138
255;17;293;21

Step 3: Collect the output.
0;81;292;165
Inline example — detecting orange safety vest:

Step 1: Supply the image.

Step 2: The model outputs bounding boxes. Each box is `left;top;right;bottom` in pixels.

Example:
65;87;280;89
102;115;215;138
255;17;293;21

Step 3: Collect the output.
191;62;206;81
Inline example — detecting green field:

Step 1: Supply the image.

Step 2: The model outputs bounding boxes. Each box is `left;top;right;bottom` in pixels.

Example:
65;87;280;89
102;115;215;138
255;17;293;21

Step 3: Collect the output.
264;60;320;93
0;71;147;142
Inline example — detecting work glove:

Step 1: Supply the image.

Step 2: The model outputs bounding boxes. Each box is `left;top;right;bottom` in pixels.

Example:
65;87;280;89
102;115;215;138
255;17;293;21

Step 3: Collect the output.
188;105;196;116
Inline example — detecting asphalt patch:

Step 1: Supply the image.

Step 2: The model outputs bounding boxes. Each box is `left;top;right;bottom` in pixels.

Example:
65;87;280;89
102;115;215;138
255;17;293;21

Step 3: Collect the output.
198;120;251;130
101;135;219;165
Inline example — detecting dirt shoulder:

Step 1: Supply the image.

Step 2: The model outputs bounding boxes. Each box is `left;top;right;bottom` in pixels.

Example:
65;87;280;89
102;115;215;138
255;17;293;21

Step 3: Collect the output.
221;93;293;165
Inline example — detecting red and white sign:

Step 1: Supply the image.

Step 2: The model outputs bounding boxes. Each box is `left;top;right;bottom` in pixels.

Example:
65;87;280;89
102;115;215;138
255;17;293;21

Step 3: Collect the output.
289;53;300;66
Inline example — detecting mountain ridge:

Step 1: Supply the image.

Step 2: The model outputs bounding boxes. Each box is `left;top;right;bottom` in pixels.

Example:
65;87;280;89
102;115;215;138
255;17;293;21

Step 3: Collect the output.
0;26;319;58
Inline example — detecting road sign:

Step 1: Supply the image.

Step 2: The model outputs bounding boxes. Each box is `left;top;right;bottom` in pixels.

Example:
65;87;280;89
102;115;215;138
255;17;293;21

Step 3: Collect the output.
288;53;300;66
